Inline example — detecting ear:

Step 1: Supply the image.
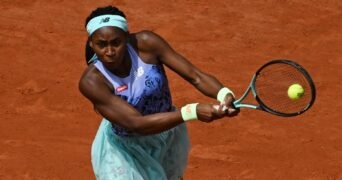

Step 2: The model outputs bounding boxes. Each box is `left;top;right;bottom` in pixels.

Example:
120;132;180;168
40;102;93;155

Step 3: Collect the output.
124;31;130;43
89;41;93;48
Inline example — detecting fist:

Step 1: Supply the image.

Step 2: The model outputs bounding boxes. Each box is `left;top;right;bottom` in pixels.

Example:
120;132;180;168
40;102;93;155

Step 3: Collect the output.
196;103;227;122
222;94;240;117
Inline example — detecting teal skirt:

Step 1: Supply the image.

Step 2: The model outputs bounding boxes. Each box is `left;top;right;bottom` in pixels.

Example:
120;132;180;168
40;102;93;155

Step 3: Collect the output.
91;119;190;180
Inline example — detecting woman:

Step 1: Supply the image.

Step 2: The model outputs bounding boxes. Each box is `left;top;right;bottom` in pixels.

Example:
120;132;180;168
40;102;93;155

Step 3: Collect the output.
79;5;239;180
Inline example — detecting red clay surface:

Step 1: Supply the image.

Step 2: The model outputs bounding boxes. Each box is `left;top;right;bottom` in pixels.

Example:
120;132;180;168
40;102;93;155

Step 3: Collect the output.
1;0;341;179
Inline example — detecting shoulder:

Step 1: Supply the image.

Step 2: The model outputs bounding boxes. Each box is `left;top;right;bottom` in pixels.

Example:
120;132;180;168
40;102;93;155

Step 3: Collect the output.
135;30;163;42
79;65;113;101
129;30;170;53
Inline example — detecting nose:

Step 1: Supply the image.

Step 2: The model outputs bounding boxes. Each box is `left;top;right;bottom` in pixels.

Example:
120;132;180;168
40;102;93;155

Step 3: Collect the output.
105;45;115;56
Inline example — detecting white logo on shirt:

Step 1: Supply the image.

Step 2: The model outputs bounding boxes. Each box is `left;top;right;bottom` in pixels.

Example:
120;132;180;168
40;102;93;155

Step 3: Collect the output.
134;66;144;80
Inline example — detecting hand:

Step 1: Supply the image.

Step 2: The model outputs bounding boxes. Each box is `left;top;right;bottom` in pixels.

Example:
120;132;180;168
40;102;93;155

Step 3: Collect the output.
196;103;227;123
222;93;240;117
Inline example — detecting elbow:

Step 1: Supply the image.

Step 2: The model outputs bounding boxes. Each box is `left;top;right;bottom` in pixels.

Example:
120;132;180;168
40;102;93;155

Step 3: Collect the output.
121;120;153;135
128;121;164;136
129;122;144;134
130;123;155;135
106;114;162;136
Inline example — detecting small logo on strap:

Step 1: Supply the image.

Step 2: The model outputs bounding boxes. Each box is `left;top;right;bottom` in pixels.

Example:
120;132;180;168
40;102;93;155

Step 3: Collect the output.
116;84;128;92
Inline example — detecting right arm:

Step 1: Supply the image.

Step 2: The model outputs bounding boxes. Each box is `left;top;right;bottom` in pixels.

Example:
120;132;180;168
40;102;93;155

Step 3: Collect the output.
79;66;226;135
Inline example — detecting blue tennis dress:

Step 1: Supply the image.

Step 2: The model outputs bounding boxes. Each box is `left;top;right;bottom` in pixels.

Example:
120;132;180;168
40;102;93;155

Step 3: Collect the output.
91;44;190;180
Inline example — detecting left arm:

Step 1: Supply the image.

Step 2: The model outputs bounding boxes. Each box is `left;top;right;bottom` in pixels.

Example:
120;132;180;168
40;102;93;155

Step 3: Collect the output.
136;31;238;116
137;31;224;98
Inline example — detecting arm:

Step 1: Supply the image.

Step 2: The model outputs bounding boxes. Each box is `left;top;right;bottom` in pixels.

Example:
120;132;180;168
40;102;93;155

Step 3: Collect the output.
79;67;225;135
137;31;224;98
137;31;238;115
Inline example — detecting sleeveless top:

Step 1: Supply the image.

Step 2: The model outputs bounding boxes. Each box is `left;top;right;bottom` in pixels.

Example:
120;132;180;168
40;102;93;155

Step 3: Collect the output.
93;44;173;136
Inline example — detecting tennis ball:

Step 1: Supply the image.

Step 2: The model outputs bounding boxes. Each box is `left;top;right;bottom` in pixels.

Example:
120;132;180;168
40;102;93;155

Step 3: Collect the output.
287;83;304;100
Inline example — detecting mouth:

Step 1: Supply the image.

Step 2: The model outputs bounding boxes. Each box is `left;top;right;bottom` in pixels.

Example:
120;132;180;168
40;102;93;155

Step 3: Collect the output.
102;56;117;63
103;60;118;66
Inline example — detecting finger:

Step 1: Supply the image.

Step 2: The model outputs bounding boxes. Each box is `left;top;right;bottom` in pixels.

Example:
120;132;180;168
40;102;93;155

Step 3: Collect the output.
211;105;226;119
222;105;228;111
223;94;235;106
226;107;240;117
213;104;220;111
213;104;228;111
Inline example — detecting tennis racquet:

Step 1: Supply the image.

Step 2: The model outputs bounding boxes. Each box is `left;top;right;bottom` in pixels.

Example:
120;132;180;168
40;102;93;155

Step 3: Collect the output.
231;59;316;117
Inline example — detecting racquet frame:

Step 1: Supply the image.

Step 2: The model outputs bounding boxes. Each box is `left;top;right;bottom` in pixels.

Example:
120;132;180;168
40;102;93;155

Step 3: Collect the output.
233;60;316;117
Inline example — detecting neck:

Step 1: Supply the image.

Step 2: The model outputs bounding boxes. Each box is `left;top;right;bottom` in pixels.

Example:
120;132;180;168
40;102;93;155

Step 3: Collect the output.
108;51;131;78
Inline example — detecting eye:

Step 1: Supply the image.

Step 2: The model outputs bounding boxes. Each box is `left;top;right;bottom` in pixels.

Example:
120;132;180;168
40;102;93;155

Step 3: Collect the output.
110;39;122;47
95;41;107;48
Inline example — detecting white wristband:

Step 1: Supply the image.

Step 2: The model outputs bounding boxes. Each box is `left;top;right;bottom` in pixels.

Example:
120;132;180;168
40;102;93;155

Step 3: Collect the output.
181;103;198;121
217;87;235;103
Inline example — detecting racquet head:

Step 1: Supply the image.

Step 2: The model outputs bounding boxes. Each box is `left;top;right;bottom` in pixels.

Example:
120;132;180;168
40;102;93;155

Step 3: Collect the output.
252;60;316;117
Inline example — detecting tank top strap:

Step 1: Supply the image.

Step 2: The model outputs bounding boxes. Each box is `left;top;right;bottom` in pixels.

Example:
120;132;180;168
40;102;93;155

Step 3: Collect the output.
126;44;138;60
93;61;118;87
126;43;154;69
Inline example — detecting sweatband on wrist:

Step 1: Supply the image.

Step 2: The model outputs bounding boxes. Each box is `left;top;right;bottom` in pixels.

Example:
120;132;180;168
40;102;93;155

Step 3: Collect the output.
86;15;128;36
181;103;199;121
217;87;235;103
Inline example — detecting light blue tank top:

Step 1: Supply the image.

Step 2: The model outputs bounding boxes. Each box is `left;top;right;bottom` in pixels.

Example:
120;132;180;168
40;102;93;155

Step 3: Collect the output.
94;44;173;136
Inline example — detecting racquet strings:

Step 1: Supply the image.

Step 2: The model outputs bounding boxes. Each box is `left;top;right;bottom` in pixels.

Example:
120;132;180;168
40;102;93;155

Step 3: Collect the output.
255;62;314;114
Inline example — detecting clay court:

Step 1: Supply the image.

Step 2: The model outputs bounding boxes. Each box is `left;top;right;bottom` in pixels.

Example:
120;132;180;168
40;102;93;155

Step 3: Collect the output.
0;0;341;179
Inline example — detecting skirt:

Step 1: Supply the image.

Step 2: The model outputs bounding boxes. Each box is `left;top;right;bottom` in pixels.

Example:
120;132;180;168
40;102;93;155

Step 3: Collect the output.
91;119;190;180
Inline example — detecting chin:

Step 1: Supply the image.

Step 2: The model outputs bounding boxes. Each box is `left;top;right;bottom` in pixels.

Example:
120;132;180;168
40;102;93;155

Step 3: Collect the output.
101;57;117;64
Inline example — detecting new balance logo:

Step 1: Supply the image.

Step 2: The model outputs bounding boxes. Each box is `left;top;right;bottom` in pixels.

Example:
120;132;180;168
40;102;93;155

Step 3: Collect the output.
133;67;144;80
100;17;110;24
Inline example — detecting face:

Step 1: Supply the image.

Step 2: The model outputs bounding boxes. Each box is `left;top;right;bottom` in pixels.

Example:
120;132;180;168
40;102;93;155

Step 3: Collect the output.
89;26;128;69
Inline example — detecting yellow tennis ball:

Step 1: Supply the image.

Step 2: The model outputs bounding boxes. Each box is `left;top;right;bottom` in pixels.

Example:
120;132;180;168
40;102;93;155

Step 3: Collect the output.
288;83;304;100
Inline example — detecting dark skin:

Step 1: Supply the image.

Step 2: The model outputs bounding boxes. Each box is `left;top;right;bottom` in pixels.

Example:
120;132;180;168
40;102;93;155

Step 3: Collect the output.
79;26;239;135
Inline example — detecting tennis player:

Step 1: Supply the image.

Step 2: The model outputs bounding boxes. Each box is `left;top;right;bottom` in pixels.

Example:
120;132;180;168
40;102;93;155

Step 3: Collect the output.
79;5;239;180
